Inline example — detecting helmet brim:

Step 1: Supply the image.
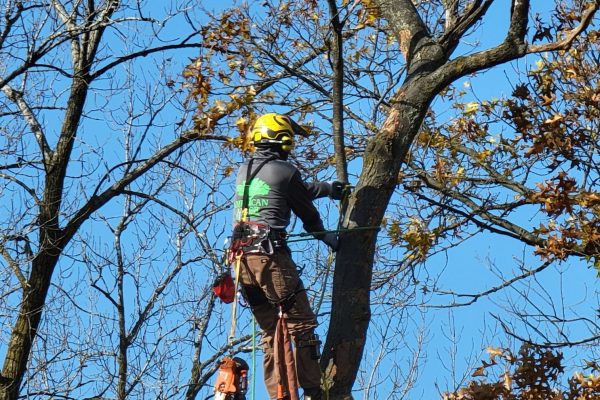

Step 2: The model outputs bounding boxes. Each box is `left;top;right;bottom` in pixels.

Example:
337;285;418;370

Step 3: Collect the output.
288;117;310;138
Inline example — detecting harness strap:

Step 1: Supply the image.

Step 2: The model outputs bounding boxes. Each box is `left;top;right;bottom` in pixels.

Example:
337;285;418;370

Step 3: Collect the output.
266;283;304;312
241;156;276;216
242;158;255;215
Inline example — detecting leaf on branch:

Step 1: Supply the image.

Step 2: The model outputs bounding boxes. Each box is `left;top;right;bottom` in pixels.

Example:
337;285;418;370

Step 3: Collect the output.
223;166;234;177
532;27;553;43
512;84;530;100
464;102;479;115
486;347;504;361
472;365;487;377
540;93;555;107
503;371;512;391
543;113;563;125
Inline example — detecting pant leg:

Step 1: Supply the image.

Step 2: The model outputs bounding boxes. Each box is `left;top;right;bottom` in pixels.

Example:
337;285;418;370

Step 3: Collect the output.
239;258;279;399
285;282;321;390
252;301;279;399
241;251;322;394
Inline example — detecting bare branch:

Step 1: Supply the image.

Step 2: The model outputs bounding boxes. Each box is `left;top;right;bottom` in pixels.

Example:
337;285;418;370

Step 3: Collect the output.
0;243;28;290
0;173;41;207
90;42;204;80
1;85;53;166
497;317;600;348
61;134;196;244
50;0;76;29
51;0;82;66
442;0;460;31
431;260;552;308
85;0;120;70
0;1;26;51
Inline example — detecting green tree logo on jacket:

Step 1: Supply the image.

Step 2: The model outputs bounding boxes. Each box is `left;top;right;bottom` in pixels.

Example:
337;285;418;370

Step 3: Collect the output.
235;178;271;220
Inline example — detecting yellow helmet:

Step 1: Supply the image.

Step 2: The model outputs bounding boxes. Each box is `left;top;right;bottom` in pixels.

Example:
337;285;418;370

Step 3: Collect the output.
251;113;295;152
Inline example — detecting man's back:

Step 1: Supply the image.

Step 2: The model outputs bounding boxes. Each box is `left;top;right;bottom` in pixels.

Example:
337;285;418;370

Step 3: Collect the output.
233;150;327;234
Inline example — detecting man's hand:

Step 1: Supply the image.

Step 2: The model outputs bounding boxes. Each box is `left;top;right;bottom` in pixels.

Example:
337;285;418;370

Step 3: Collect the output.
329;181;346;200
322;232;339;251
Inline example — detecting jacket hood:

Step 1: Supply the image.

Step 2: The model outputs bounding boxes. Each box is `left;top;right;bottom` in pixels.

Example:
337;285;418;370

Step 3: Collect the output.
253;147;288;160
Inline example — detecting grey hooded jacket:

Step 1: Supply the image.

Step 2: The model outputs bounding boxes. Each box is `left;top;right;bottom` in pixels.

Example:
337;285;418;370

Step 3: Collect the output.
233;149;331;235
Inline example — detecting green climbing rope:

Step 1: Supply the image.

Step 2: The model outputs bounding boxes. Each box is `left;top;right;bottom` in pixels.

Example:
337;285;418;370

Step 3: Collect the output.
251;316;256;400
285;226;381;243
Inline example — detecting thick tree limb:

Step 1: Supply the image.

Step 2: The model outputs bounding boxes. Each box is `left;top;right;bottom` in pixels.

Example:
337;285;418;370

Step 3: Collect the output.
372;0;445;76
433;0;599;92
528;1;599;53
439;0;493;55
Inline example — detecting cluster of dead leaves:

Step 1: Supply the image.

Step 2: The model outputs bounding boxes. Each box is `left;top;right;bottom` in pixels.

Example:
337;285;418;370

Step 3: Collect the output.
443;345;600;400
409;26;600;267
181;8;262;143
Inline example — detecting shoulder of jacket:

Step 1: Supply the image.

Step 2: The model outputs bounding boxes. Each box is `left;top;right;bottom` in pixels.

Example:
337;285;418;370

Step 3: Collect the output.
265;159;297;174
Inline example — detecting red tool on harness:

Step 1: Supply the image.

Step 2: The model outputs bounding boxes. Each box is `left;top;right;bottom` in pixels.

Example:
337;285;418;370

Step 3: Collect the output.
213;272;236;304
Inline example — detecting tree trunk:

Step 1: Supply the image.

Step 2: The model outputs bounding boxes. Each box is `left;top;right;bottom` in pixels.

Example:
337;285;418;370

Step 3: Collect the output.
0;74;89;400
321;81;435;398
328;0;348;183
0;241;61;400
319;0;551;394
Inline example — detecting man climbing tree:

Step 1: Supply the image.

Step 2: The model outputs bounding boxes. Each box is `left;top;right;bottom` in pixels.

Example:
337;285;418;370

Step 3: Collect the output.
230;113;342;400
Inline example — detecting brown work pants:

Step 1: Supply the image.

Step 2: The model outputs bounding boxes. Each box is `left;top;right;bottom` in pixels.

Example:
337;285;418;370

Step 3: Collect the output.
240;249;321;399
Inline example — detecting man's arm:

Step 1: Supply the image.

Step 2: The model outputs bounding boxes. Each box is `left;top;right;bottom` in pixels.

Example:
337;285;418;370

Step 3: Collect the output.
304;181;332;200
287;171;340;251
288;171;326;234
305;181;345;200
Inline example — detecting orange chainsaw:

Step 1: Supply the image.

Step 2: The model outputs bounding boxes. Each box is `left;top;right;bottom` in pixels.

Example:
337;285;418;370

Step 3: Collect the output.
214;357;249;400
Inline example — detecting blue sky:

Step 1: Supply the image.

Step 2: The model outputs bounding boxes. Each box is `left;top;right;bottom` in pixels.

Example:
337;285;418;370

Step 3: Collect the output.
1;1;598;399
